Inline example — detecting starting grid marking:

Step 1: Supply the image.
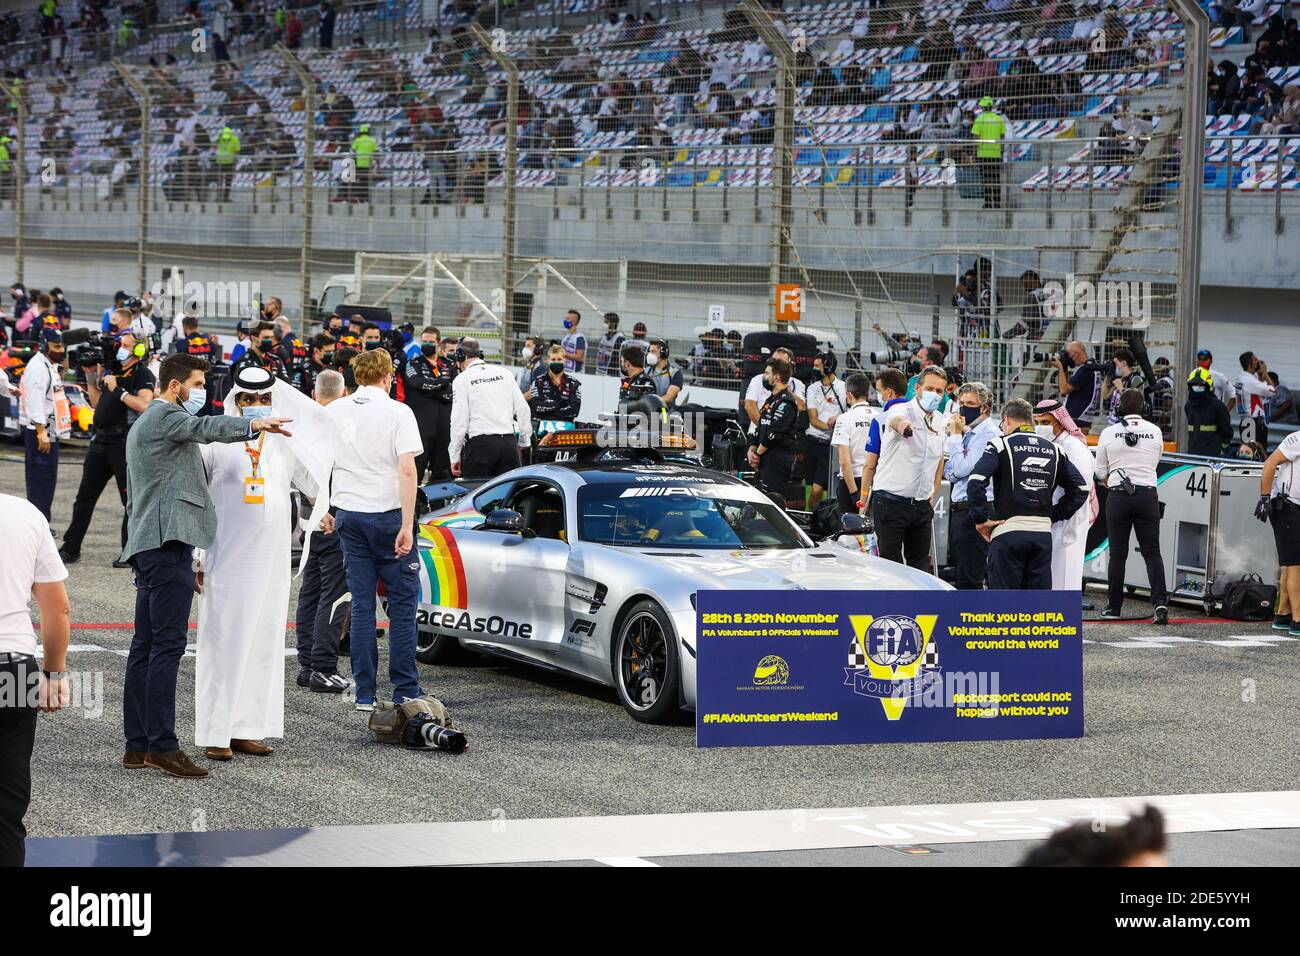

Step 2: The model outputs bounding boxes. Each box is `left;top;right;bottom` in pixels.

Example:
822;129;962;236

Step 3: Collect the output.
59;644;299;659
1084;634;1299;649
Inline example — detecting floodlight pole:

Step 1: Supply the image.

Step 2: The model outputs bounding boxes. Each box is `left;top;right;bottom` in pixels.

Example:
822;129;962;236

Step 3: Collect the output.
112;61;151;294
277;43;318;328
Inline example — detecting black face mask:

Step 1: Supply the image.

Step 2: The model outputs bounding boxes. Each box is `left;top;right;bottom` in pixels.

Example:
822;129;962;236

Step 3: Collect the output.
959;405;982;425
548;361;565;375
320;353;334;366
257;338;274;351
364;340;383;351
421;343;440;358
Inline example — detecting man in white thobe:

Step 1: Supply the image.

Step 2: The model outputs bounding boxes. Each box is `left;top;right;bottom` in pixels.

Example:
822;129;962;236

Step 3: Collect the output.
1034;398;1098;592
193;366;333;761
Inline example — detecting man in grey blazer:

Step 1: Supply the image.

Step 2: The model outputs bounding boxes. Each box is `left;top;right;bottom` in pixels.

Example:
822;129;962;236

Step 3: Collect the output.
121;353;292;778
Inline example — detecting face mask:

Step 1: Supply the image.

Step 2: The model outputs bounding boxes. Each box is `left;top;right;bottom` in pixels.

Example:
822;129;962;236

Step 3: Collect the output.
548;360;565;375
918;391;942;413
1035;424;1057;441
116;347;130;363
1198;360;1211;369
182;386;206;415
258;338;274;351
320;353;334;366
521;346;534;361
364;340;383;351
421;343;440;358
242;404;274;420
48;350;65;363
959;405;982;426
647;351;660;366
563;318;575;330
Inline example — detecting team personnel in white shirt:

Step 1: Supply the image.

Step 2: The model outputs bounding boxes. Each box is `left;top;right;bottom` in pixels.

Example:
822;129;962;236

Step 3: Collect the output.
859;366;947;570
448;337;532;479
830;373;876;514
1093;389;1169;624
18;328;65;522
1258;429;1300;637
803;352;848;506
743;346;805;431
943;381;999;589
327;348;426;710
1235;350;1276;444
0;493;70;867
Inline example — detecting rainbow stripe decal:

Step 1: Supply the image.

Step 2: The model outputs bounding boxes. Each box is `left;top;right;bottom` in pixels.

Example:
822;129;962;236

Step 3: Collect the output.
418;525;469;610
424;509;484;529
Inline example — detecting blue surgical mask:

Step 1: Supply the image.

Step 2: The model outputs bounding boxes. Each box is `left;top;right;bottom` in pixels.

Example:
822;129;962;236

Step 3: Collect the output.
918;391;942;413
116;347;130;363
563;318;574;330
182;387;206;415
242;405;274;420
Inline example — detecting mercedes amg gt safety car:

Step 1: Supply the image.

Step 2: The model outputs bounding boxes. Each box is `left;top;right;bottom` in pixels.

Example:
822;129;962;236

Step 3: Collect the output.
412;458;951;723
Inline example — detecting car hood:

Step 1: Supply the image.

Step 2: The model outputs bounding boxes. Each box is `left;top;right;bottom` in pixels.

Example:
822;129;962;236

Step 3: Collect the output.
637;543;952;592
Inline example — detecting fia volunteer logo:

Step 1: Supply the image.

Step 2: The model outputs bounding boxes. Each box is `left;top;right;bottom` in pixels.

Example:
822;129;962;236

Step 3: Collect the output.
845;615;941;720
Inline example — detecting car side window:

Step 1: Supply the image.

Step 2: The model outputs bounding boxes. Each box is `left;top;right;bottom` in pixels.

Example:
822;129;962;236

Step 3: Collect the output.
506;480;567;542
472;480;515;516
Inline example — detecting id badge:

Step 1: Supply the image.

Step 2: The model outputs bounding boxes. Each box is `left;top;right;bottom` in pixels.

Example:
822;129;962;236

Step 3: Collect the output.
244;476;266;505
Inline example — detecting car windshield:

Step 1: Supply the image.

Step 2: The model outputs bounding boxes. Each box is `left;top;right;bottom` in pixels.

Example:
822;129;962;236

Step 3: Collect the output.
577;480;810;550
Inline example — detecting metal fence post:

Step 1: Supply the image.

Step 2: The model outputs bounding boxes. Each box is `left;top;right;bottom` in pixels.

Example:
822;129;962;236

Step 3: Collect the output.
740;0;794;331
277;43;317;329
470;22;519;344
112;60;150;295
0;78;26;285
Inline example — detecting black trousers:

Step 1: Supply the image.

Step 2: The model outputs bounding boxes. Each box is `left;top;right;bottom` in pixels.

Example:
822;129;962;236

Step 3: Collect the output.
124;541;195;754
296;528;348;674
978;155;1001;208
987;529;1053;590
0;658;38;868
462;434;521;480
871;493;933;571
414;431;435;486
1106;485;1168;611
758;447;795;501
835;478;859;515
950;505;989;590
59;438;128;557
23;428;58;522
430;402;453;481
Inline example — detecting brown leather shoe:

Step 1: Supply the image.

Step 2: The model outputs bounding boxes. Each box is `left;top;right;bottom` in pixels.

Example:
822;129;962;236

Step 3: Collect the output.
123;750;148;770
231;739;273;756
204;746;234;761
145;750;210;778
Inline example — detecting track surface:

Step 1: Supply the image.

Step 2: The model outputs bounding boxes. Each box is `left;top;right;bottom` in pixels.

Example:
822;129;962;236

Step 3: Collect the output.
5;455;1297;863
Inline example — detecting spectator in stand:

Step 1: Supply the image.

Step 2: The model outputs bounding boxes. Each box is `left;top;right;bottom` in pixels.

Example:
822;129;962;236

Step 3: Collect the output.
1262;84;1300;135
1268;371;1297;424
1208;60;1242;115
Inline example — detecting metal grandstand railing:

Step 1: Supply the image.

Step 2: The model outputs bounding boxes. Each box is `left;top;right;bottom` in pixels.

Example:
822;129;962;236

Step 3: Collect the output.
0;0;1277;446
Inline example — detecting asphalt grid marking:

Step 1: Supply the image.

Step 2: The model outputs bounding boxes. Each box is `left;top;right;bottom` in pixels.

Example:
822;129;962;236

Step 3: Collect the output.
25;791;1300;867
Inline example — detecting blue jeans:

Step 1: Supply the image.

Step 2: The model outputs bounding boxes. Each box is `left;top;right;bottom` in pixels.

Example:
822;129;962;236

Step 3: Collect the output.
124;542;195;753
335;508;423;704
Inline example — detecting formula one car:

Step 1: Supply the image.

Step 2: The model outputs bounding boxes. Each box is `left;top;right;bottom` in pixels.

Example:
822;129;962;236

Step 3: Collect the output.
410;438;951;723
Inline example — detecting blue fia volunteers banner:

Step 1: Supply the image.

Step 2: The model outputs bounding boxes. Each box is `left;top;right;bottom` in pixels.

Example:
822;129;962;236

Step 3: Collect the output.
695;590;1083;748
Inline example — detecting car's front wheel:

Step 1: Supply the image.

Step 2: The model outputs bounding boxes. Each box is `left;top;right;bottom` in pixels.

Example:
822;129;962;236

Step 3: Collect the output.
613;600;681;724
416;630;469;665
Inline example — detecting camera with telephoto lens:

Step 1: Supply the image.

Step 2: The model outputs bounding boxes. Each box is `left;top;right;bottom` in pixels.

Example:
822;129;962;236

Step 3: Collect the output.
401;712;468;753
1032;349;1071;367
868;347;909;366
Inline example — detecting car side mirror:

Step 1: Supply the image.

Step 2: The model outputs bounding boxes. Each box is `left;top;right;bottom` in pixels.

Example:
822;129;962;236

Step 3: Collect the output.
482;508;534;538
840;512;868;536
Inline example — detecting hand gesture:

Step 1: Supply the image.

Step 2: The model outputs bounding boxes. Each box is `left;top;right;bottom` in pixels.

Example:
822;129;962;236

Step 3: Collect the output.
102;373;117;392
976;519;1004;542
250;416;293;436
318;513;336;534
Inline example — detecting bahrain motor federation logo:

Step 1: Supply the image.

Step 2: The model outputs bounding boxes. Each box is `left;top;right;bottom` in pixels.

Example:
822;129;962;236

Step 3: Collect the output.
752;655;790;686
844;614;940;720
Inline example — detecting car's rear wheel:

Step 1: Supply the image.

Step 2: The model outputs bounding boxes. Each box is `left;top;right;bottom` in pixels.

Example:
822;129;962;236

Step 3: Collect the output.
416;630;469;665
613;600;681;724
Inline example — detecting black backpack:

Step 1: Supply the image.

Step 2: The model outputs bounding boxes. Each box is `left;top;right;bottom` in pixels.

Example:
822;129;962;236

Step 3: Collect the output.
1219;574;1277;622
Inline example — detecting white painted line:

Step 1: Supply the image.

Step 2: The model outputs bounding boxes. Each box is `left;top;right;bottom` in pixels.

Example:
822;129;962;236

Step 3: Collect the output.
594;857;662;867
68;790;1296;867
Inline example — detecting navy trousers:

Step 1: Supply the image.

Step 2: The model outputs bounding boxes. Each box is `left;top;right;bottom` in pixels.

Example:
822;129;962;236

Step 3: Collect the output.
124;542;196;754
23;428;58;522
987;530;1053;590
336;509;423;705
296;527;348;674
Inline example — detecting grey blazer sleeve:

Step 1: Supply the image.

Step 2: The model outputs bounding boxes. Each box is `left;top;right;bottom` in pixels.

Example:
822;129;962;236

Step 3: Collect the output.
158;406;254;445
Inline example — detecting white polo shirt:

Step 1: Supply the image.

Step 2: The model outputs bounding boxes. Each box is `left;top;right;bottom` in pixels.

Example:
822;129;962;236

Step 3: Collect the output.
745;371;806;409
327;384;424;513
866;396;945;501
17;351;57;431
830;401;876;481
1094;414;1163;489
0;493;67;656
805;377;848;439
1273;430;1300;505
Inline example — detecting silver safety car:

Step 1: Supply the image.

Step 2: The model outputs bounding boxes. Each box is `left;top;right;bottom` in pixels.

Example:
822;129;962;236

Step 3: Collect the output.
412;459;951;723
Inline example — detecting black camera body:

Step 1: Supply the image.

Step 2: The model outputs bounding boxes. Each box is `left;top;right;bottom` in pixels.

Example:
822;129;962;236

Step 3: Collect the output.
401;712;468;753
868;347;908;366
